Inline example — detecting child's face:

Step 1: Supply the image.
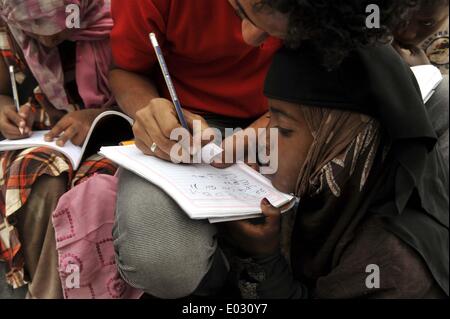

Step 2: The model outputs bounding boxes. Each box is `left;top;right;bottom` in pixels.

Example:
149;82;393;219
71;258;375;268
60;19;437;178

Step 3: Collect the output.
394;2;449;47
265;99;313;194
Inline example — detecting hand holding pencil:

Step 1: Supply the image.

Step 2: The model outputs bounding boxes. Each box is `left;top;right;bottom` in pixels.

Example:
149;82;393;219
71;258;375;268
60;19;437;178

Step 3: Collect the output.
0;102;34;139
0;66;34;139
131;34;214;163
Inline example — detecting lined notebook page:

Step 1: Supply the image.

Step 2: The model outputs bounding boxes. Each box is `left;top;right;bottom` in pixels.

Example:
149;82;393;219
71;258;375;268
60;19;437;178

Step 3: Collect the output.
0;130;82;169
100;145;293;219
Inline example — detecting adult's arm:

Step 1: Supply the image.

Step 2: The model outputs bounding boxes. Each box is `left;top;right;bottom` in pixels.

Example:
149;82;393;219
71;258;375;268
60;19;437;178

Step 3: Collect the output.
110;0;271;163
109;68;159;119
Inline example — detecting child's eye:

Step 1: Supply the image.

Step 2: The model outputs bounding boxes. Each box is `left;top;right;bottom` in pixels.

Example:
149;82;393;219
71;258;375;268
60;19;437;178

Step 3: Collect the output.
276;127;294;137
421;19;436;27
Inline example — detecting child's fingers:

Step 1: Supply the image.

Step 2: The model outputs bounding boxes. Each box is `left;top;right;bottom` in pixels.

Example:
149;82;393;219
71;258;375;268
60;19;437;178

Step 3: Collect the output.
1;121;25;139
18;103;34;134
19;103;33;122
18;103;31;118
45;118;70;141
260;198;281;228
226;199;281;237
4;108;24;128
56;125;78;147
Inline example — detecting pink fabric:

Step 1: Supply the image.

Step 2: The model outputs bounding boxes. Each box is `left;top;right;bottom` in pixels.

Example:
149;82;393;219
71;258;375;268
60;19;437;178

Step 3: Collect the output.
52;174;143;299
0;0;114;111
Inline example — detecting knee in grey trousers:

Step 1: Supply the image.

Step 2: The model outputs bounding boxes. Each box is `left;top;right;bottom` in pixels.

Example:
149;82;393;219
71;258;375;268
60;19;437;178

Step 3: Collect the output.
113;169;229;299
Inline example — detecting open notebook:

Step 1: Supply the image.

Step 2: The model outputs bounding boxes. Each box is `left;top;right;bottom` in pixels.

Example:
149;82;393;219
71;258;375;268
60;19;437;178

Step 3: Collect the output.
99;145;294;222
0;111;134;170
98;66;438;223
411;65;443;103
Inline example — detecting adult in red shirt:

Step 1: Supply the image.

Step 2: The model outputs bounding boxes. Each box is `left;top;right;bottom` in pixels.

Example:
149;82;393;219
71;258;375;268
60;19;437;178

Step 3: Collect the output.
110;0;286;298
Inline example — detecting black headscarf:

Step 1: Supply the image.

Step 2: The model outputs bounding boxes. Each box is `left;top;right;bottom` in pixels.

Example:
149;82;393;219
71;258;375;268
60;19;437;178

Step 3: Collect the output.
264;43;449;295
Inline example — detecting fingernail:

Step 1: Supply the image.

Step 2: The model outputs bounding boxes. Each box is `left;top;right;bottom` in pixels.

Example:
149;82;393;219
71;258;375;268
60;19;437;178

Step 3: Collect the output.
262;198;270;206
19;121;25;127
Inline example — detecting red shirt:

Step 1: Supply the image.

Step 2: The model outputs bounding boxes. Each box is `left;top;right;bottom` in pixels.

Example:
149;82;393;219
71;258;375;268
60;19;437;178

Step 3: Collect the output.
111;0;281;119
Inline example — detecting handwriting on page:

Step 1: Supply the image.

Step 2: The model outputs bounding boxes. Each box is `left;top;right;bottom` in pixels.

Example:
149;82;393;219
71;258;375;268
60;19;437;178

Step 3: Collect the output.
186;173;270;201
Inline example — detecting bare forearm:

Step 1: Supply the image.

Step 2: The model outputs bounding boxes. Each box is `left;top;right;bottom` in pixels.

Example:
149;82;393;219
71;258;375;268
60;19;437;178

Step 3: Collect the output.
109;68;160;119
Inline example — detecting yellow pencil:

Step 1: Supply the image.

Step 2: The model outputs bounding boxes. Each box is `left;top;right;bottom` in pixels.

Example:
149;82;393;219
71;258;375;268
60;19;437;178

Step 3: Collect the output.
120;140;135;146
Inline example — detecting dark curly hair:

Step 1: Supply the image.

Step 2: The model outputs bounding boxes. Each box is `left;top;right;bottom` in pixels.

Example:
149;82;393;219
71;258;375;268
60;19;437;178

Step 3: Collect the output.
418;0;449;7
256;0;420;68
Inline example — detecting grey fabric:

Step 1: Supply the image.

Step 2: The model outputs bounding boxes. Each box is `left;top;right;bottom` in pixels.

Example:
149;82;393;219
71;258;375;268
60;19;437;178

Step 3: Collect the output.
113;114;254;298
426;75;449;164
113;168;228;299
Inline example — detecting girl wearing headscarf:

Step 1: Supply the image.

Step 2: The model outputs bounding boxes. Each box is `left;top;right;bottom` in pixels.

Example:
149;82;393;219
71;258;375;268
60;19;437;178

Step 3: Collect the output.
223;44;449;298
0;0;116;298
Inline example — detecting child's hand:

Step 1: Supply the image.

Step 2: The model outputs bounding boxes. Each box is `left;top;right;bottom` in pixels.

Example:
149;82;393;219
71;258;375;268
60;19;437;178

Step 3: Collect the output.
223;198;281;258
18;103;35;135
44;109;103;147
393;42;431;67
0;103;34;139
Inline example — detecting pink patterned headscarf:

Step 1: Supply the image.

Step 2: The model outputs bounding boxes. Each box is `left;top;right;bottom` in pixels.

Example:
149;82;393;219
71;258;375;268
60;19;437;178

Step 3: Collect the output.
0;0;114;111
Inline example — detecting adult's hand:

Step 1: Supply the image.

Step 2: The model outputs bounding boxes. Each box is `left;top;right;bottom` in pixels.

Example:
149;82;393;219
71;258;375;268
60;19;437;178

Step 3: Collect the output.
133;98;213;163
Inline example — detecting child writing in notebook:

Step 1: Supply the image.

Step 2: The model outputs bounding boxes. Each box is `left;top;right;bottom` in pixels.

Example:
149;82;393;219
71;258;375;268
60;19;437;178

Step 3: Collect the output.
222;44;448;299
393;0;449;162
0;0;117;298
